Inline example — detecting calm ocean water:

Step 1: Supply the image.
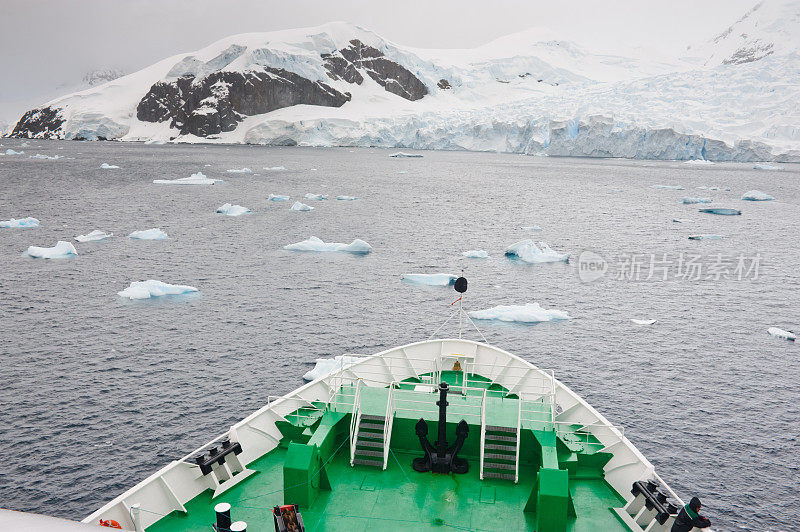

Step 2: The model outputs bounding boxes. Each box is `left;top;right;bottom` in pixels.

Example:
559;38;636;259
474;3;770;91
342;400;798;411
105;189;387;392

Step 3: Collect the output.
1;140;798;530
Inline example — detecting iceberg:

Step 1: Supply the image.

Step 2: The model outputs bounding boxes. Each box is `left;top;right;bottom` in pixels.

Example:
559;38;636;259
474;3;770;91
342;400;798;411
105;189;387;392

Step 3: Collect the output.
681;197;712;204
25;241;78;259
462;250;489;258
263;166;286;171
304;193;327;200
401;273;457;286
303;355;367;381
290;201;314;211
753;164;782;170
216;203;251;216
767;327;796;342
699;208;741;215
688;234;723;240
505;240;569;263
741;190;774;201
336;195;358;201
631;319;657;325
153;172;222;185
128;228;169;240
683;159;714;165
226;167;252;173
672;218;693;223
100;163;119;169
118;280;199;300
390;152;423;158
522;226;542;231
469;303;572;323
4;149;23;155
269;194;290;201
284;236;372;254
75;230;113;242
397;170;409;174
696;186;730;191
652;185;685;190
30;154;62;160
1;217;40;228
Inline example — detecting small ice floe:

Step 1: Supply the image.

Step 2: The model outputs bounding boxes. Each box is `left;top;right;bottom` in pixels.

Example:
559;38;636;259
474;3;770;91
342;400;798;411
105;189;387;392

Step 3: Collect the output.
699;208;741;215
100;163;119;169
216;203;251;216
672;218;693;223
754;163;782;170
25;241;77;259
118;280;198;300
30;154;62;160
741;190;774;201
336;196;358;201
522;225;542;231
226;168;252;174
683;159;714;165
463;250;489;258
153;172;222;185
397;170;409;174
1;217;40;228
290;201;314;211
284;236;372;254
631;319;657;325
767;327;796;342
688;234;723;240
401;273;457;286
269;194;290;201
4;149;23;155
653;185;685;190
390;152;423;158
263;166;286;171
696;186;730;191
128;228;169;240
303;355;367;381
304;193;327;201
469;303;571;323
75;230;113;242
505;240;569;263
682;198;712;204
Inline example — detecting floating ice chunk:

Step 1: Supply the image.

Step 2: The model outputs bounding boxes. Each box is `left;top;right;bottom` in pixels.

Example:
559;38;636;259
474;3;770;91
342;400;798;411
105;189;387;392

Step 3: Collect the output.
688;234;723;240
100;163;119;169
26;241;77;259
683;159;714;165
505;240;569;263
226;168;252;173
652;185;685;190
767;327;796;342
304;193;327;200
290;201;314;211
30;154;62;160
1;217;40;228
469;303;571;323
263;166;286;171
269;194;290;201
336;196;358;201
672;218;693;223
128;228;169;240
463;250;489;258
118;280;198;300
696;186;730;191
153;172;222;185
75;230;113;242
4;149;23;155
753;164;782;171
741;190;774;201
303;355;367;381
682;197;712;204
390;152;423;158
699;208;741;215
631;319;657;325
522;226;542;231
216;203;251;216
284;236;372;254
401;273;457;286
397;170;409;174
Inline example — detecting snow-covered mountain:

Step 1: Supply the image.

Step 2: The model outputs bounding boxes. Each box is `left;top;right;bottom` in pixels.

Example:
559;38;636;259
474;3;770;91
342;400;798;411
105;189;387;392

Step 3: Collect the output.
6;2;800;161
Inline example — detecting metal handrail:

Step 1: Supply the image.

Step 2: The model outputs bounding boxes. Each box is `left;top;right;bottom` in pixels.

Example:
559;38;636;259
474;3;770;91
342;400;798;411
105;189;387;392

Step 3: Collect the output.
479;388;487;480
349;379;363;465
382;382;396;470
515;393;522;483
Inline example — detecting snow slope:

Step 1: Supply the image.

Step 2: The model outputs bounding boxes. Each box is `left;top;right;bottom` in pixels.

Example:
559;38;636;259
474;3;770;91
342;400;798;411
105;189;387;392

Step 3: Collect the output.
6;4;800;161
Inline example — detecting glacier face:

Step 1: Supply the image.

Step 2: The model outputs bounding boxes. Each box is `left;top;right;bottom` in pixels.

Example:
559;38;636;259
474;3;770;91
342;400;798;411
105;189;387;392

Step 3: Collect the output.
5;9;800;161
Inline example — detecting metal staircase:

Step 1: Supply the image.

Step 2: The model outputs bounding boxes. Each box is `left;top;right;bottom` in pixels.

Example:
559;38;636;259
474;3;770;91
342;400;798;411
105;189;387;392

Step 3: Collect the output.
481;425;519;481
352;414;387;467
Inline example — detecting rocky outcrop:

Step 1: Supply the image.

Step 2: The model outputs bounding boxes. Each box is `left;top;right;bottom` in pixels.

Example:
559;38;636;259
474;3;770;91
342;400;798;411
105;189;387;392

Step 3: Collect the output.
322;39;428;101
9;107;65;139
437;79;451;89
136;68;350;137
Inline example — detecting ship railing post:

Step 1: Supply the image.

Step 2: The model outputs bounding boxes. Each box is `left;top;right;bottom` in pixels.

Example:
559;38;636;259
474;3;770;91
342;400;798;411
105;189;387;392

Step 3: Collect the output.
130;503;144;532
515;392;522;484
479;388;487;480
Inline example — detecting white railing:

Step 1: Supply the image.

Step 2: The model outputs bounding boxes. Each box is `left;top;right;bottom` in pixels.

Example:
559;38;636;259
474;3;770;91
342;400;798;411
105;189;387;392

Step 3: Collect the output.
515;395;522;483
349;379;363;465
479;388;487;480
382;382;397;470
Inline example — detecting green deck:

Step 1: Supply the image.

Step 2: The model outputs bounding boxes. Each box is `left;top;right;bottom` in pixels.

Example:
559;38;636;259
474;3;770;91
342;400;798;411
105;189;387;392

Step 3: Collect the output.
146;372;629;532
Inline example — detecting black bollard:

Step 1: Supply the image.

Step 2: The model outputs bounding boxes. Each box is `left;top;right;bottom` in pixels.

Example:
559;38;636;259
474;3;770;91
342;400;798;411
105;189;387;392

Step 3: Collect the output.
214;502;231;532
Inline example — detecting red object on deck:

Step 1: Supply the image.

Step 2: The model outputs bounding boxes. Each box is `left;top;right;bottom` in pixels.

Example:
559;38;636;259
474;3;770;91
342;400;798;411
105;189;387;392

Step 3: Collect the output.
99;518;122;529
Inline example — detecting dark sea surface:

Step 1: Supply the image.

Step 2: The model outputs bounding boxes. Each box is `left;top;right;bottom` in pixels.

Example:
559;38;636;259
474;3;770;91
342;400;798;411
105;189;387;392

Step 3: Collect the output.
0;140;798;531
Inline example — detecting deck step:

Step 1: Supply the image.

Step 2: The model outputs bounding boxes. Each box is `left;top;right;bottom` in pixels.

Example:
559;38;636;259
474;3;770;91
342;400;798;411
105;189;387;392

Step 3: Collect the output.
484;461;515;470
483;471;516;481
360;414;385;421
356;440;383;448
485;443;516;451
485;434;516;443
357;431;383;440
358;421;385;430
484;452;516;461
353;458;383;467
485;425;516;433
354;449;383;457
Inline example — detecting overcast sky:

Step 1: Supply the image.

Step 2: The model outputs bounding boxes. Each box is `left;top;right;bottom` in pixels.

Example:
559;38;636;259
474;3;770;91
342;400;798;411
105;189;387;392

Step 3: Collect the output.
0;0;755;121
